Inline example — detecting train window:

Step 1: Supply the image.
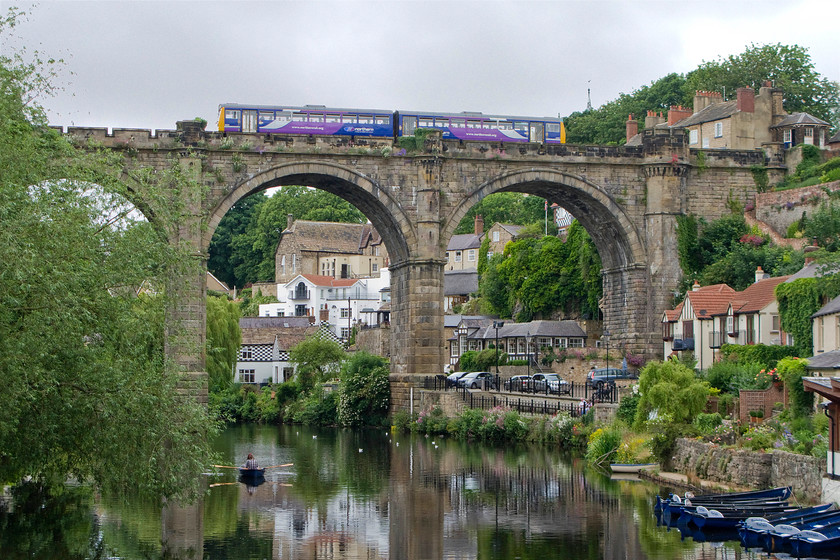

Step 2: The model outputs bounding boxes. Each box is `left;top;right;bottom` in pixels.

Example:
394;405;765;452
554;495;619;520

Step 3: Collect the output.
514;122;528;131
419;118;434;128
451;119;465;128
435;118;449;127
342;114;357;123
259;111;274;121
375;115;389;124
546;123;560;133
497;122;513;130
358;115;373;124
277;111;293;121
309;113;324;122
326;114;340;123
293;112;306;121
467;120;481;128
225;110;240;120
402;116;417;135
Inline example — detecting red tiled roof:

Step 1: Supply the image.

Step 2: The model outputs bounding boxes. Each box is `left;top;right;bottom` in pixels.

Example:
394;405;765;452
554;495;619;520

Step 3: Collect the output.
685;284;737;319
663;301;683;322
732;275;791;314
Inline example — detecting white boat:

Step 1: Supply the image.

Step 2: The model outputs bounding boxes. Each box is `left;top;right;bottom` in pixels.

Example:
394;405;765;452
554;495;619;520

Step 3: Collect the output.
609;463;657;473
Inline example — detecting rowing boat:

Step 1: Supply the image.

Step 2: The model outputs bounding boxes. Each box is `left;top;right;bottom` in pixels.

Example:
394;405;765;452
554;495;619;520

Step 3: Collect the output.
238;467;266;479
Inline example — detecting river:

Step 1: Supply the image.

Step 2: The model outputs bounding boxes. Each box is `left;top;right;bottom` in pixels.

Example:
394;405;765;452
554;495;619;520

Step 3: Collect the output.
0;424;804;559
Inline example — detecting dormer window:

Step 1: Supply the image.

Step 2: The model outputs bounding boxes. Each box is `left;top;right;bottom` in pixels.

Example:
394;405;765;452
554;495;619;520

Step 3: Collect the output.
727;312;735;336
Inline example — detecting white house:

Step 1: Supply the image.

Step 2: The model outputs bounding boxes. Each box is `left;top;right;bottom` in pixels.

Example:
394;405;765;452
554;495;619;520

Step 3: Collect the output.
259;269;391;342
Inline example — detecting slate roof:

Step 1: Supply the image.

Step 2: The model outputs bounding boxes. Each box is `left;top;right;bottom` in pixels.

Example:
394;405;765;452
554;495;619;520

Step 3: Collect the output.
239;316;313;329
814;293;840;319
444;314;495;328
771;112;830;128
447;233;482;251
786;261;840;283
444;269;479;296
672;101;738;128
498;224;525;237
284;220;376;254
448;319;587;342
831;130;840;143
805;351;840;370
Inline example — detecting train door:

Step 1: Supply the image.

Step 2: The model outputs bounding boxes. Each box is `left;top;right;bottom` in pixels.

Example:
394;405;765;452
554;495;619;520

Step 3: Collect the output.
529;122;545;143
402;116;417;136
242;110;258;133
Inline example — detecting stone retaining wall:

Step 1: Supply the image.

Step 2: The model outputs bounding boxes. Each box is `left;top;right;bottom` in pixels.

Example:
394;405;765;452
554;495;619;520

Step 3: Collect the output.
671;438;825;502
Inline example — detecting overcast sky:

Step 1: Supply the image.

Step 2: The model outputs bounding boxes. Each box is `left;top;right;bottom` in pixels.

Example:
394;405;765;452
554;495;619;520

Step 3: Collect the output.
4;0;839;132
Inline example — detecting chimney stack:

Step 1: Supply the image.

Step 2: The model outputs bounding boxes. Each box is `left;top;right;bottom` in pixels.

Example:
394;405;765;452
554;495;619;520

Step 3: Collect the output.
626;114;638;142
754;266;769;283
668;105;693;126
287;214;295;228
737;87;755;113
645;110;666;129
692;280;701;291
804;245;819;265
693;90;723;113
474;214;484;236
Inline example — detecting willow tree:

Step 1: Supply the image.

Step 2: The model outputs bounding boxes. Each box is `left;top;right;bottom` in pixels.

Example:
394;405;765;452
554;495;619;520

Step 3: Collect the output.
0;9;214;501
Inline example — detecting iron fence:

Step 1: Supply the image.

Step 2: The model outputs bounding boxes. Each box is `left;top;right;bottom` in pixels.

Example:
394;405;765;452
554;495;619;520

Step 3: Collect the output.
423;374;619;404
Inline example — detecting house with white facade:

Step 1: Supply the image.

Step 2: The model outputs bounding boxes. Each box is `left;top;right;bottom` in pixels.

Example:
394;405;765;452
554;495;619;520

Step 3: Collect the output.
259;269;391;342
662;269;793;370
233;316;317;385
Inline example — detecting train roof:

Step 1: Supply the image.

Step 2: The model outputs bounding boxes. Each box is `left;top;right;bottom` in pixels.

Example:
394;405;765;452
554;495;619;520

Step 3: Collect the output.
396;109;563;122
218;103;393;115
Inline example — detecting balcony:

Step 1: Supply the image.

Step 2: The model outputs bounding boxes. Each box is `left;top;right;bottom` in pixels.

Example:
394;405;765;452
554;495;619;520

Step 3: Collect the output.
288;289;310;300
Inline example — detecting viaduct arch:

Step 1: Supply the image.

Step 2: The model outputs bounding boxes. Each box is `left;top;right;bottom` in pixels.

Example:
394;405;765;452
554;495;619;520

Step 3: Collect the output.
65;121;772;407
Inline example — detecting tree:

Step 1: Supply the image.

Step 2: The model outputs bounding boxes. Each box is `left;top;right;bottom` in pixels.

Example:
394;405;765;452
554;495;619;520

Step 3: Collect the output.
337;352;390;427
633;361;711;428
684;43;840;127
288;334;346;391
207;194;265;288
0;12;213;501
206;295;241;393
453;192;548;235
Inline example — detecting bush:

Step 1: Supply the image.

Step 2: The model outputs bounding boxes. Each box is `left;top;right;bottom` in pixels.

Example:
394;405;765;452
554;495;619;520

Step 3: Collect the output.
719;344;798;369
695;412;723;433
649;421;698;464
585;427;621;466
337;352;390;427
616;389;640;425
290;389;338;426
777;357;813;418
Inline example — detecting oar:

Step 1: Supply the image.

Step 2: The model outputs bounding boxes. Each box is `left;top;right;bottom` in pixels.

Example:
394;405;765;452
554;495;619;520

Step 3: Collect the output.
209;482;239;488
212;464;241;470
264;463;294;469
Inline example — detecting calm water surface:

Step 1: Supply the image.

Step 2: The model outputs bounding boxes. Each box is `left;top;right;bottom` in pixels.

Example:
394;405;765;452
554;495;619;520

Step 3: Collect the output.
0;424;804;559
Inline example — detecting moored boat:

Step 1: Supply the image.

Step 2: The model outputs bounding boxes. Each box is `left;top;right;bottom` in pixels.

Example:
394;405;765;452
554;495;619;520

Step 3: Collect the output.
609;463;657;473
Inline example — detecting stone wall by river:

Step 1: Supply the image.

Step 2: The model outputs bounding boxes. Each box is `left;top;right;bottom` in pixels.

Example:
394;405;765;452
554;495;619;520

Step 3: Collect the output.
671;438;825;502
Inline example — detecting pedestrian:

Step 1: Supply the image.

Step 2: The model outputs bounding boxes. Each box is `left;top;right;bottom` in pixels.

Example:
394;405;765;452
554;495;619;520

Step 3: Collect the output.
579;398;590;415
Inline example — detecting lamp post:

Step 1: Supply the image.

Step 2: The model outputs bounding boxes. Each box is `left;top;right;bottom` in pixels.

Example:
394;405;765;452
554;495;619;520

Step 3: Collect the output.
603;328;611;371
493;321;504;374
526;330;531;376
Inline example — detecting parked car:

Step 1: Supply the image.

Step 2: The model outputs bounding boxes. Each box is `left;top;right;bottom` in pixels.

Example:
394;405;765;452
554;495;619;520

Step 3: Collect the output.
504;375;533;392
586;367;638;387
446;371;469;388
457;371;497;390
531;373;571;395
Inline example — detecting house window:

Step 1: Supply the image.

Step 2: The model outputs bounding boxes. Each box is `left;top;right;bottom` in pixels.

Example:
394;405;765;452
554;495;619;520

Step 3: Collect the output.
726;314;734;335
295;304;307;316
493;231;500;242
341;327;350;338
771;315;780;333
783;129;792;143
682;320;694;339
455;251;462;262
804;127;814;137
467;249;476;261
568;338;583;348
241;347;253;360
451;342;458;357
689;129;698;145
281;255;286;275
702;137;710;148
239;369;255;383
372;263;378;272
746;315;755;344
283;367;294;382
554;337;566;348
538;337;550;349
340;308;350;318
714;122;723;138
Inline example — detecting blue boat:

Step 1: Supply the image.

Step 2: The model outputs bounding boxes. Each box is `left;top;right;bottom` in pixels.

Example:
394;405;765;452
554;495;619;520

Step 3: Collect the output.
790;524;840;557
238;467;266;479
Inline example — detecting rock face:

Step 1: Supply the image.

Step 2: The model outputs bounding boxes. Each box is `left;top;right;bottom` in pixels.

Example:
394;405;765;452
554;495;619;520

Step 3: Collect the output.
671;438;825;502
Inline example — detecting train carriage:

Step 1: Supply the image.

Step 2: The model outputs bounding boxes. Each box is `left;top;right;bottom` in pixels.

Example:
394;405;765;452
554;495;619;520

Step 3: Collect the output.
396;110;565;143
218;103;395;137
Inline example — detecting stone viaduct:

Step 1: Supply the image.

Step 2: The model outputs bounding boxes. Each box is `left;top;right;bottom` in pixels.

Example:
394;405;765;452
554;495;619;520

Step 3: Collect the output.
64;121;775;407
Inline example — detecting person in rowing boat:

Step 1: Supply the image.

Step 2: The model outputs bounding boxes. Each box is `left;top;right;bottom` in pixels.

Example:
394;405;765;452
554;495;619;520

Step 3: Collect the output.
243;453;260;470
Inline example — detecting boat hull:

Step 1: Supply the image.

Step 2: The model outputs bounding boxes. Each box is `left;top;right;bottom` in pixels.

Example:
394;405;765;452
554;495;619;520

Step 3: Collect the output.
609;463;657;473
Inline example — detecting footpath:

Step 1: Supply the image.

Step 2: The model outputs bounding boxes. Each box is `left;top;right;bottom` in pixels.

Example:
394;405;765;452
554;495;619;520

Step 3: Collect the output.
639;468;750;494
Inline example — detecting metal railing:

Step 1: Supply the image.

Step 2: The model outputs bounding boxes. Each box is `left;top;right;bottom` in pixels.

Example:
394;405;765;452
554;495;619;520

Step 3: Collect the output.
423;375;619;404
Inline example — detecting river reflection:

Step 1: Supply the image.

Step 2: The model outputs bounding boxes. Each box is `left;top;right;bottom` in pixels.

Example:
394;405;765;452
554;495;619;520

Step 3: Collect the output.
1;424;798;559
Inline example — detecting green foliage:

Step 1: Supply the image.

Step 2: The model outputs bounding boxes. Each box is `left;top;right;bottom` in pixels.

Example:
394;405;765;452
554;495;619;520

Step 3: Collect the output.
480;222;602;320
776;357;813;418
289;389;338;426
207;194;265;288
676;214;701;277
615;390;641;425
289;334;346;391
0;17;214;500
634;361;711;428
337;352;390;427
206;295;241;393
718;343;798;370
683;43;839;126
804;202;840;251
694;412;723;433
702;361;767;394
585;427;621;465
457;350;478;372
750;165;770;193
453;192;548;235
776;278;823;356
741;425;775;451
239;292;279;317
649;421;698;464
